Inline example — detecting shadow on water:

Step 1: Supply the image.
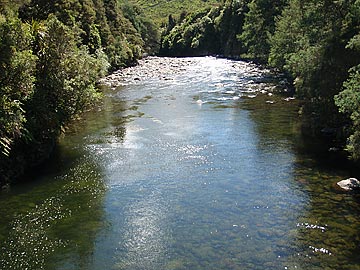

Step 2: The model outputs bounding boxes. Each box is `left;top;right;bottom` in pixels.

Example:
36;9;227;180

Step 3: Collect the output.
240;91;360;270
0;158;106;270
0;89;129;270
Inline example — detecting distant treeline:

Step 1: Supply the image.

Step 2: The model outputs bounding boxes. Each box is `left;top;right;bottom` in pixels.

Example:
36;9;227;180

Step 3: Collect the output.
0;0;159;186
127;0;222;26
160;0;360;161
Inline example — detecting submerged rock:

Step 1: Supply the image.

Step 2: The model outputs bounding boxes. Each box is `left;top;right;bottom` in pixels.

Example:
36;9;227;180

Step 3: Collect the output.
337;178;360;191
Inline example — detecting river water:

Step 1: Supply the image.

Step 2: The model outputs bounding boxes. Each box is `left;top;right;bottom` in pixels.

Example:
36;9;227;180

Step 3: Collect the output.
1;57;360;270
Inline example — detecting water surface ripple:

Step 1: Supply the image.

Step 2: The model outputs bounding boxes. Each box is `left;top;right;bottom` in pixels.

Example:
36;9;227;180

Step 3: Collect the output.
1;57;359;270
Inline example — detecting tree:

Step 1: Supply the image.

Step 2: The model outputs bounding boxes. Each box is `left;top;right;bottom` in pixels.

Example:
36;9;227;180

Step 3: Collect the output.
20;0;146;69
215;0;248;56
334;1;360;159
160;0;249;57
269;0;358;96
0;16;37;157
121;1;160;54
240;0;286;62
25;15;108;146
335;65;360;159
268;0;360;155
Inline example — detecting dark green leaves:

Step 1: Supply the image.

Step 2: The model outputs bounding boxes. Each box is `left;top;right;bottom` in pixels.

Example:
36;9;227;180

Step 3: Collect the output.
0;17;37;157
0;0;154;184
335;65;360;159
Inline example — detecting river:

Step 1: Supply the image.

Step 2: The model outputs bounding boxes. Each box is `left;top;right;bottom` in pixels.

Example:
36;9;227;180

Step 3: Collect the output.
0;57;359;270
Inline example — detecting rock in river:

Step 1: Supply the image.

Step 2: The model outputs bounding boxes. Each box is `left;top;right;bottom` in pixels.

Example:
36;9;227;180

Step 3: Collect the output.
337;178;360;191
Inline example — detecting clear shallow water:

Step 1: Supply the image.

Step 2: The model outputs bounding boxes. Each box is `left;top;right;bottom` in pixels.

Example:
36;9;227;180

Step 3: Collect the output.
1;57;360;270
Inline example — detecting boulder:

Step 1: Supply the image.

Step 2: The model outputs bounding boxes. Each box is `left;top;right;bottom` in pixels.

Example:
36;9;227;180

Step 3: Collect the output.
337;178;360;191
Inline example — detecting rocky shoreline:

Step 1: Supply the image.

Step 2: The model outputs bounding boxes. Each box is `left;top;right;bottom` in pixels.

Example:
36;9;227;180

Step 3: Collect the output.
98;56;273;91
99;57;201;89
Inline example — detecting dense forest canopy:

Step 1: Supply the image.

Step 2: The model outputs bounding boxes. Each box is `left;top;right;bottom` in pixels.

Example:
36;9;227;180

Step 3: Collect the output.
1;0;360;186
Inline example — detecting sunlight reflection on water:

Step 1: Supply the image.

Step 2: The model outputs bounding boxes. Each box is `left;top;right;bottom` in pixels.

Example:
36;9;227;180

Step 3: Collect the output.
1;57;359;270
92;57;308;270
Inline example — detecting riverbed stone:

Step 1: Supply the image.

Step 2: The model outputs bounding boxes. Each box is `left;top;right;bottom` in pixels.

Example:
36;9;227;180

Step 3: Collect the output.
337;178;360;191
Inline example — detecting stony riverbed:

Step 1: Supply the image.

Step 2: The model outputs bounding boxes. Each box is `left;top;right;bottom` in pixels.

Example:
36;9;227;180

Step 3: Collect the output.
100;56;283;91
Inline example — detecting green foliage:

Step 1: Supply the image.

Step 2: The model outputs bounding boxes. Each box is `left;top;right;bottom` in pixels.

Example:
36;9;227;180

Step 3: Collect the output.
268;0;302;71
19;0;152;69
120;1;160;53
160;0;248;56
1;0;157;184
269;0;359;96
101;0;144;68
335;1;360;158
126;0;222;26
335;65;360;159
214;0;248;56
160;8;216;56
269;0;359;106
269;0;360;158
239;0;286;62
0;17;37;156
26;15;108;142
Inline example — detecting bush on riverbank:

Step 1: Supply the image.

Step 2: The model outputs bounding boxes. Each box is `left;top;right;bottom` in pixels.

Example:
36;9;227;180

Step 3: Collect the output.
0;1;157;186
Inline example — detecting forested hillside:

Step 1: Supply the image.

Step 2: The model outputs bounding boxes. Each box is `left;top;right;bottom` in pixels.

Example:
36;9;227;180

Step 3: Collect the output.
160;0;247;56
0;0;158;186
126;0;222;25
161;0;360;161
